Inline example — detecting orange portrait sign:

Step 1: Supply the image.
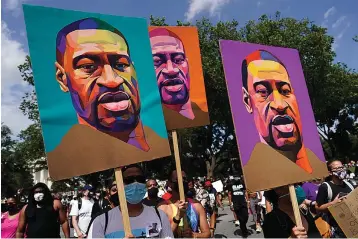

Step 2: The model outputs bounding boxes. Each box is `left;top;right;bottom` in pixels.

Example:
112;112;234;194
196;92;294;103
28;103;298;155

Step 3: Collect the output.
149;26;210;130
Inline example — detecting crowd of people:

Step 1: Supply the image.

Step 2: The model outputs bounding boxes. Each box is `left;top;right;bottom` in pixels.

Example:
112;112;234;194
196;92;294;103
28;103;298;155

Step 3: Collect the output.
1;159;357;238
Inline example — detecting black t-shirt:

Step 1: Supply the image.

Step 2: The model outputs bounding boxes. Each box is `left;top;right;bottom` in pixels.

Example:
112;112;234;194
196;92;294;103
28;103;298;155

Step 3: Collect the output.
316;181;356;206
142;197;164;207
228;181;246;207
263;208;295;238
316;180;356;229
25;206;60;238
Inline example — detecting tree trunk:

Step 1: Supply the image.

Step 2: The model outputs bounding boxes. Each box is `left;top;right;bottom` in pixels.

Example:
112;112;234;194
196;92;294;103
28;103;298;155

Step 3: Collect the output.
206;155;216;178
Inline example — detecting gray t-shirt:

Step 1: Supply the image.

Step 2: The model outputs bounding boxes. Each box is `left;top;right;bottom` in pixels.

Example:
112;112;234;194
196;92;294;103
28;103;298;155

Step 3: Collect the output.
87;205;173;238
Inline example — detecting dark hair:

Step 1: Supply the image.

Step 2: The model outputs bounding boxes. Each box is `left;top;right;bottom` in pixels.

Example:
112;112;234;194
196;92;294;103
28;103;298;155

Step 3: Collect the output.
241;50;287;90
122;164;144;175
327;159;343;171
26;183;54;218
56;17;130;65
6;197;17;203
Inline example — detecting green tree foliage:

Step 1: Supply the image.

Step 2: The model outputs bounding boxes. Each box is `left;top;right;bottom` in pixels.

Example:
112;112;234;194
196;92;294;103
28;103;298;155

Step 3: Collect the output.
151;12;358;176
12;13;358;185
1;124;33;197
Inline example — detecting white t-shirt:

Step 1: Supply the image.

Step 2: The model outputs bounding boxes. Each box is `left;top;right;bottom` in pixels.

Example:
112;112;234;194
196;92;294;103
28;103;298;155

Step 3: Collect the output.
69;198;94;237
87;205;173;238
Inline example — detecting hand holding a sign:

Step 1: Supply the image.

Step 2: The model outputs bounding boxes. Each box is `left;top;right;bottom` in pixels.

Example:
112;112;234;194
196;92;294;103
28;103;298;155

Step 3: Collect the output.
174;200;187;220
332;193;347;205
291;226;307;238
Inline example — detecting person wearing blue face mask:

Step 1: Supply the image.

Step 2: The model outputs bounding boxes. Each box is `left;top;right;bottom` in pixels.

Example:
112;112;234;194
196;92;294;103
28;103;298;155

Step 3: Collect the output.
87;164;173;238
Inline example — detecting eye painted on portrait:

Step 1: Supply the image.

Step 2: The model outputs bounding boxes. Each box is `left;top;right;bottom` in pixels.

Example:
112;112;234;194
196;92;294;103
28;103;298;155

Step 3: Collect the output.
74;57;99;74
278;82;292;96
171;53;185;65
153;54;166;68
107;55;131;73
254;82;272;99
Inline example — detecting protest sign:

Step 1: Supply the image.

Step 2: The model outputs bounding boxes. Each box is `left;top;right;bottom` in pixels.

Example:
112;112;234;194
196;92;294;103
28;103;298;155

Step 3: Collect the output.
23;5;171;180
329;188;358;238
149;26;210;130
219;40;328;192
212;180;224;193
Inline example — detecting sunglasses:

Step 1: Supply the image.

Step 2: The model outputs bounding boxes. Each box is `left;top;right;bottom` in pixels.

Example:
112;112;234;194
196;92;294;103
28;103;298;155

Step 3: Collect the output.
111;187;118;193
123;175;146;185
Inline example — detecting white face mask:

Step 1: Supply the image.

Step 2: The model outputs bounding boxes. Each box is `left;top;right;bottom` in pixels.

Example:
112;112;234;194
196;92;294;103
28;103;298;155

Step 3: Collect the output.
34;193;44;202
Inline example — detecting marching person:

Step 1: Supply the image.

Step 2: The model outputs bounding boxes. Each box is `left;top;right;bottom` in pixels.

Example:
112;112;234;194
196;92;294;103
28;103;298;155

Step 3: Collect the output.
158;170;211;238
248;191;262;233
16;182;70;238
143;178;164;207
263;186;308;238
228;176;249;237
204;180;221;237
315;160;357;238
1;197;21;238
87;164;173;238
70;185;94;238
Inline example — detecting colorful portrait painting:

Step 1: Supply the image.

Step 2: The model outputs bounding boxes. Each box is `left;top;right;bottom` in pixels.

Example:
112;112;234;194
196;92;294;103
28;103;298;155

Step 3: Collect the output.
149;26;210;130
220;40;328;192
23;5;171;180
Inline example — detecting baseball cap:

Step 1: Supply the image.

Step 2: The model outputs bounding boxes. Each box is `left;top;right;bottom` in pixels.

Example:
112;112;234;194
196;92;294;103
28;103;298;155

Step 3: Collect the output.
83;185;93;191
205;181;212;187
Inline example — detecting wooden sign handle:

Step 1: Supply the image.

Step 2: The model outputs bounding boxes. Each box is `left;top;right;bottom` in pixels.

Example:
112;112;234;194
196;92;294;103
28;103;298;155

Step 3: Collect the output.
171;130;189;230
172;130;185;201
289;184;303;227
114;167;133;237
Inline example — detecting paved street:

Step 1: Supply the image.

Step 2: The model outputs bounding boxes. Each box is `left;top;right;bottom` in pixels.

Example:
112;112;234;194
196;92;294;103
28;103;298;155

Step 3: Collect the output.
214;206;264;238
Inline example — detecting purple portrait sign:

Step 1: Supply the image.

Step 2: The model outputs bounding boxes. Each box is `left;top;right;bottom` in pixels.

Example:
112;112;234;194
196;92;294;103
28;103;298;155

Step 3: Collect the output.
220;40;328;191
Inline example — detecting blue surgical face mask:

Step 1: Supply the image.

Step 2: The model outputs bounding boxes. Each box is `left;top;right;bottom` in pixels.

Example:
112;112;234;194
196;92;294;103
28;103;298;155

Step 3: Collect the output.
124;182;146;204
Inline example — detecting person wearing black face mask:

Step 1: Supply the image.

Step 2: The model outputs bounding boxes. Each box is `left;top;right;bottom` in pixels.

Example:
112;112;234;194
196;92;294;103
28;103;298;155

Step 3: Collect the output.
143;178;164;207
186;180;197;199
86;184;119;236
1;197;21;238
16;183;70;238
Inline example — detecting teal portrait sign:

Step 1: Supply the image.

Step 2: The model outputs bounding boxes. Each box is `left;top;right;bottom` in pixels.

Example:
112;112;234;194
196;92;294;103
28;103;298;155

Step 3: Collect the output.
23;5;171;180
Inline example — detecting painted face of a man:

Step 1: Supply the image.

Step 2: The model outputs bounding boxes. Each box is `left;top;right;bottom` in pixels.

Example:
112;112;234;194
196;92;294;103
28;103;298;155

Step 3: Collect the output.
150;35;190;106
245;60;303;151
61;29;140;132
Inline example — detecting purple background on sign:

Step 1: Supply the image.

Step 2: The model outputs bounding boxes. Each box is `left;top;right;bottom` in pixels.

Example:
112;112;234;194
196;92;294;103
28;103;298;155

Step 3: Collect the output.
220;40;326;166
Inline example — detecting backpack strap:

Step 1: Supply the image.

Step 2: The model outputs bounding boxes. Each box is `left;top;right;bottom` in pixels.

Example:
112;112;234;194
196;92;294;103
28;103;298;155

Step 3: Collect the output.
323;182;333;202
343;180;354;191
98;198;103;209
154;207;162;228
78;198;82;211
104;211;109;235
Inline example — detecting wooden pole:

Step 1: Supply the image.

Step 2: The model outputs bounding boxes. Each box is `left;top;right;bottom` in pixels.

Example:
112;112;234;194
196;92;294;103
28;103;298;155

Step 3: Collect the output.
171;130;189;232
172;130;185;201
288;184;303;227
114;167;133;237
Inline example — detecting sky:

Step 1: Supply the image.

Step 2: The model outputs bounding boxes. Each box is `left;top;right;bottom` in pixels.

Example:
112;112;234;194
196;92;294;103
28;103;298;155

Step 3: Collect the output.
1;0;358;137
